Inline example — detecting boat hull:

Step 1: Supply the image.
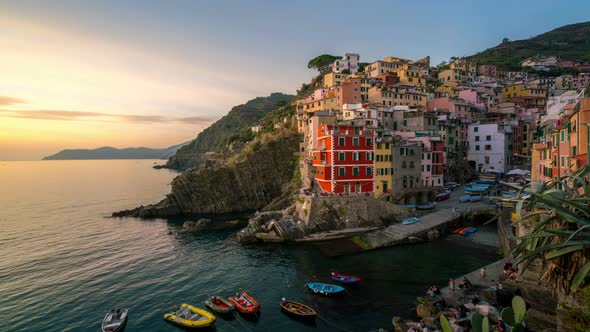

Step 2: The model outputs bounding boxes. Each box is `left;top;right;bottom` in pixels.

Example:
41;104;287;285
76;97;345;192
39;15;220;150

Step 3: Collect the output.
204;296;235;314
416;204;435;210
163;304;216;329
102;309;128;332
280;300;317;321
306;282;345;296
402;217;420;225
228;292;260;315
331;273;361;284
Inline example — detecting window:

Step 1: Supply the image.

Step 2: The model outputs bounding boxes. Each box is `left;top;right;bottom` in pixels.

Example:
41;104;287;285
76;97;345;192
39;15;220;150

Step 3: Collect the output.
485;145;491;150
354;127;360;135
366;167;372;175
474;127;478;132
339;167;345;176
427;153;431;160
561;155;565;166
353;167;359;176
353;137;359;146
486;135;491;141
561;130;565;142
403;120;407;126
485;156;490;164
339;152;345;161
410;161;415;168
427;165;431;171
402;161;407;168
366;138;372;146
366;152;372;161
339;137;345;146
353;152;360;161
475;136;480;141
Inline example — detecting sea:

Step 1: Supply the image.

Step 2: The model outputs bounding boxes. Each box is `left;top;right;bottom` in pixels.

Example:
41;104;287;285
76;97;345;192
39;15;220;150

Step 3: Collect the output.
0;160;499;331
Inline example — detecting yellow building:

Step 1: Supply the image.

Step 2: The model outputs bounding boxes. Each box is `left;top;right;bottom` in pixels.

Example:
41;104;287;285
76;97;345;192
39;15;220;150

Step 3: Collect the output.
438;59;476;84
502;83;547;100
394;63;426;86
323;72;348;88
367;85;427;109
374;137;395;199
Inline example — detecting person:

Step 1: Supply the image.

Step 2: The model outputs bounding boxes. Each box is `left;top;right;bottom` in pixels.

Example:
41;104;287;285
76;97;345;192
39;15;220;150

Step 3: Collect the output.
431;284;441;295
503;261;513;275
463;277;473;289
426;288;435;298
480;267;486;281
449;278;456;296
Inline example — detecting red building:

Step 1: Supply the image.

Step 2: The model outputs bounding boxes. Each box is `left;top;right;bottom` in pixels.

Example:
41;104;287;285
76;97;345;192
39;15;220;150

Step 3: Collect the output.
377;72;400;86
312;123;374;194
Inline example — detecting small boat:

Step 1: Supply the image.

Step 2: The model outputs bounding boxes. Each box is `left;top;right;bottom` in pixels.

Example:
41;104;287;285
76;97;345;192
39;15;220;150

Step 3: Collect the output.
402;217;420;225
280;299;317;320
416;203;435;210
454;226;471;234
476;180;496;185
400;204;416;209
469;195;482;202
164;304;215;329
458;227;477;236
435;191;451;201
228;291;260;315
204;295;235;314
464;187;487;194
102;309;128;332
306;282;345;296
459;195;471;203
502;191;517;197
331;272;361;284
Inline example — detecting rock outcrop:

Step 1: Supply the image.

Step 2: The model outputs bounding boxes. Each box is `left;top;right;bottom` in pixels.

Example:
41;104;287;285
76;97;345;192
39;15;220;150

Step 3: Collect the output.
113;132;301;218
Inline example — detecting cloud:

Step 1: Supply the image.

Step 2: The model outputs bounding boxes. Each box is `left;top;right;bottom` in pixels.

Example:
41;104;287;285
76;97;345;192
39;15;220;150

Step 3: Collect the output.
0;96;27;105
0;109;218;125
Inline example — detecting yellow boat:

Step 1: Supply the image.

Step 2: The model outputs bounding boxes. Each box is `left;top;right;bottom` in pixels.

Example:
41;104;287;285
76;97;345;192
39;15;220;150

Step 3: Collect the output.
164;303;216;328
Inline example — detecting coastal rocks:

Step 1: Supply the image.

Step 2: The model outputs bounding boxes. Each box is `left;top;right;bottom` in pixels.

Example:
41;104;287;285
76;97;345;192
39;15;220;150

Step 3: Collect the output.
182;218;242;232
113;133;301;218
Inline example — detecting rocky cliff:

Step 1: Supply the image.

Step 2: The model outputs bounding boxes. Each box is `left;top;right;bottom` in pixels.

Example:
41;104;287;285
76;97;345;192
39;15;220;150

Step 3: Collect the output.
166;93;293;170
113;131;301;218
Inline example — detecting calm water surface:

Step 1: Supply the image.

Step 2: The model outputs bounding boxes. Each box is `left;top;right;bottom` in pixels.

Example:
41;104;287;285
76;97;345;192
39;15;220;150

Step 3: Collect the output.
0;160;498;331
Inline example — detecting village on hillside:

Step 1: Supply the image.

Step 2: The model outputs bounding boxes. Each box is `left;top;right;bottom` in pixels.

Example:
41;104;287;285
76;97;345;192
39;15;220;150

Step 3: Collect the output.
291;53;590;202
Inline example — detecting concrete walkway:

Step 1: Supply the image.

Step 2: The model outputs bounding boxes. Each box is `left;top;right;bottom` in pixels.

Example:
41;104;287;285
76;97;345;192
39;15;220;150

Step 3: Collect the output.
355;185;497;250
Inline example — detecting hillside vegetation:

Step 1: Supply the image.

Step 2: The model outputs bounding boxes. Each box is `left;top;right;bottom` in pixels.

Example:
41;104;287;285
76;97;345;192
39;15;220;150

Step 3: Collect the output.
166;92;293;170
468;21;590;70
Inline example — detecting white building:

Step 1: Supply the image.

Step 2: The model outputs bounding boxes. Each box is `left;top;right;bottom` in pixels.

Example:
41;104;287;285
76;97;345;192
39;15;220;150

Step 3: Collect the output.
340;103;378;127
467;123;513;173
332;53;360;74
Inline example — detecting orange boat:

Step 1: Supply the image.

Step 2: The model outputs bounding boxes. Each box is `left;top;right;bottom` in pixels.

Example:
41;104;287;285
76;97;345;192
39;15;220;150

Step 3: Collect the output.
228;291;260;315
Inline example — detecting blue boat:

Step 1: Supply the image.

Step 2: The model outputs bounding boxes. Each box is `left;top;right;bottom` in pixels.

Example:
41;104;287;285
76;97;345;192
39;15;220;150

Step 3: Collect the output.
469;195;482;202
502;191;517;197
459;195;471;203
476;180;496;185
462;227;478;235
416;203;435;210
306;282;345;296
402;217;420;225
464;187;487;194
400;204;416;209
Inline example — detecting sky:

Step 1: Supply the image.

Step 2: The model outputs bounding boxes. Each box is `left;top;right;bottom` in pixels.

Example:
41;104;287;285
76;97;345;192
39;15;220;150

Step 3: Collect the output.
1;0;589;160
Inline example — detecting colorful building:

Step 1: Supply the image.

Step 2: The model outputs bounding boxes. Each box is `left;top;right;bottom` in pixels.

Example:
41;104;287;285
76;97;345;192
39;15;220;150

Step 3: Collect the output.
312;123;375;194
332;53;360;74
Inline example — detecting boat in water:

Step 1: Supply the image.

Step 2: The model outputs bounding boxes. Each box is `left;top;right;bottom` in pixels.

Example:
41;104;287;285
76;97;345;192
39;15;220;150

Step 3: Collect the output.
204;295;235;314
331;272;361;284
280;299;317;320
402;217;420;225
102;309;128;332
454;226;477;236
228;291;260;315
163;304;216;329
306;282;345;296
416;203;435;210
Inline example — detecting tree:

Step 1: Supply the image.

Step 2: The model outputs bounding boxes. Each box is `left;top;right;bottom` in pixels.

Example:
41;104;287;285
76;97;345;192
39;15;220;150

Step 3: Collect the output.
510;165;590;294
502;37;511;44
307;54;340;73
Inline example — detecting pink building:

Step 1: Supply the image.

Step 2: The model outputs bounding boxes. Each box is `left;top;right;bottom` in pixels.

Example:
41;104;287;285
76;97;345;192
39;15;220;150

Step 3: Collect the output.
458;89;487;110
427;97;480;121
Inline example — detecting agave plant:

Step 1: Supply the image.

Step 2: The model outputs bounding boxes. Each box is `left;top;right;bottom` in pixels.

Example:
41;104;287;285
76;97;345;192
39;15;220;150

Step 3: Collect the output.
508;165;590;293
